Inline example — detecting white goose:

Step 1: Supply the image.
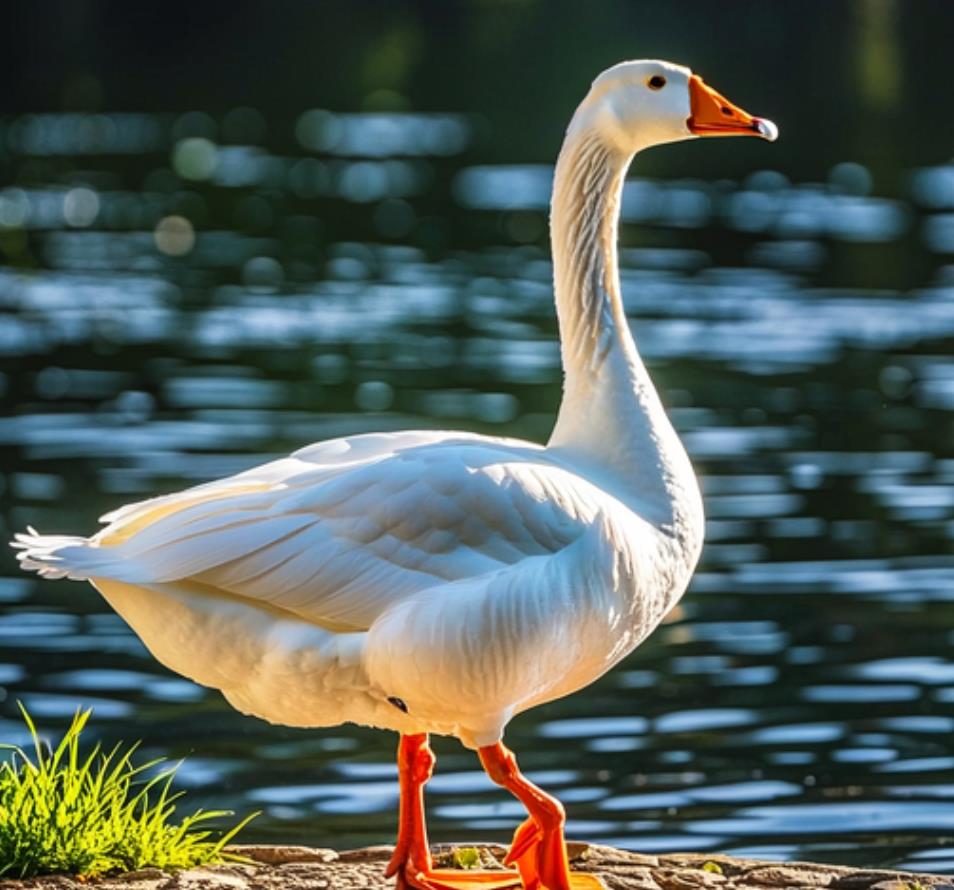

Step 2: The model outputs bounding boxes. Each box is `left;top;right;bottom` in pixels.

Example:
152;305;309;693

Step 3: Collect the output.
15;61;775;890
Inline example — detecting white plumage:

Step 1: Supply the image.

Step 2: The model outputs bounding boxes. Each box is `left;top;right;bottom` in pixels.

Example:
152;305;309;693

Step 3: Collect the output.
14;60;775;890
15;429;686;747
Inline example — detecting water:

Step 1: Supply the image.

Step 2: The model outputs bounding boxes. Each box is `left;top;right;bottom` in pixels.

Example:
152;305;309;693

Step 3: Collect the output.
2;97;954;876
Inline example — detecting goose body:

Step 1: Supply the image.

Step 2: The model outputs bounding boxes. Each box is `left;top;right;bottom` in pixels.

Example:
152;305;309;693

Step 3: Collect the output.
15;60;775;890
24;427;696;747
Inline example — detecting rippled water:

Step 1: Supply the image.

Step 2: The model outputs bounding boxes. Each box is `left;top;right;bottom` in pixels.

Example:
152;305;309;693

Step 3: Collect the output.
2;106;954;875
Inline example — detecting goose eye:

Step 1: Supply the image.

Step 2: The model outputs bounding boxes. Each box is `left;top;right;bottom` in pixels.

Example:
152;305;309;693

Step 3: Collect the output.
647;75;666;90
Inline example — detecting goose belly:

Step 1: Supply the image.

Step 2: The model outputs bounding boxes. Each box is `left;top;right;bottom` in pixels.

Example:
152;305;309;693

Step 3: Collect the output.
90;578;376;729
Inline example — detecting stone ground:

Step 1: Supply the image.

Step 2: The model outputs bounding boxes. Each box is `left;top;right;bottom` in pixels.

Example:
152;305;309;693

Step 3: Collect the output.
0;844;950;890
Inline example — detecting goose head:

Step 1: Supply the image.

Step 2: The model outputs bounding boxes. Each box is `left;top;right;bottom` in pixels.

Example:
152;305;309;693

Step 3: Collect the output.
571;59;778;153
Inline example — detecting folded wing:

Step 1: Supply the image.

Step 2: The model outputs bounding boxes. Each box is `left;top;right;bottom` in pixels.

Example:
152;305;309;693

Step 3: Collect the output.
28;431;604;632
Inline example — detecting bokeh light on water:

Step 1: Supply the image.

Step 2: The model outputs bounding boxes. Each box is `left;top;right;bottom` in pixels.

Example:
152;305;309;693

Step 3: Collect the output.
3;0;954;876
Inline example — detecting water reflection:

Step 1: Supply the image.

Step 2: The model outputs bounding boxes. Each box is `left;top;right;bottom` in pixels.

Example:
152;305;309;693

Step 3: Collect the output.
1;101;954;877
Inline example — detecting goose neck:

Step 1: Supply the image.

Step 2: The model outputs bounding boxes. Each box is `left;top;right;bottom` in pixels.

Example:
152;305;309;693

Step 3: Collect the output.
546;122;703;554
549;130;633;372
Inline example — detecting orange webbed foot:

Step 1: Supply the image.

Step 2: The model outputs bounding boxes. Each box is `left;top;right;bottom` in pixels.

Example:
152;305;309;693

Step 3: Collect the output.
503;817;542;867
505;833;606;890
480;743;606;890
389;734;603;890
390;733;523;890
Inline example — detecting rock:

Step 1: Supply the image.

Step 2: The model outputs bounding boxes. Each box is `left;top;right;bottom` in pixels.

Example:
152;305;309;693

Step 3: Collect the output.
227;847;339;866
743;863;838;886
117;870;167;882
0;844;949;890
654;868;727;889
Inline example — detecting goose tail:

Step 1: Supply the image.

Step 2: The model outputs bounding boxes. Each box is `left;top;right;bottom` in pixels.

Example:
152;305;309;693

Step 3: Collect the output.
11;527;103;581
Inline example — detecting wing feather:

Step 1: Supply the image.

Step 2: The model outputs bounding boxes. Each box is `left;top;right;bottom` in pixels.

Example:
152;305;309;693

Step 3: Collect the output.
83;432;605;631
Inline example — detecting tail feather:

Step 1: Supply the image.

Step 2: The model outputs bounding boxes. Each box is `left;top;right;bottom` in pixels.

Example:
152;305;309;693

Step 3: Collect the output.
12;528;102;581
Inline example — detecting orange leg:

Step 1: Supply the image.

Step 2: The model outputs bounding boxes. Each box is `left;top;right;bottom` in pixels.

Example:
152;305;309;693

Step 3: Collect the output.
478;743;604;890
386;734;521;890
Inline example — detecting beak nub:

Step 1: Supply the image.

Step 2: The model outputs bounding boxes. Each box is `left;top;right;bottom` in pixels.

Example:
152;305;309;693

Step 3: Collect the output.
687;74;777;141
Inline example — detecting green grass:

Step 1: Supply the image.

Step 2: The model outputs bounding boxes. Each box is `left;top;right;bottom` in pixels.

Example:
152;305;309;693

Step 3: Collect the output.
0;703;256;878
452;847;482;870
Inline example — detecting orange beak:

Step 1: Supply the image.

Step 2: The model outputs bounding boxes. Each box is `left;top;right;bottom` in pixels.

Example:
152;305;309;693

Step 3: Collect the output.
687;74;777;141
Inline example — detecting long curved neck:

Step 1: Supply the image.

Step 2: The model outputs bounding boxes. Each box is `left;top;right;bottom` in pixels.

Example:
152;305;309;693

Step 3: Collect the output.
547;120;703;549
549;131;631;370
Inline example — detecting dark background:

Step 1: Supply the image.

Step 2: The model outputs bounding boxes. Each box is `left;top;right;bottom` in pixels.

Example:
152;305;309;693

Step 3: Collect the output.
7;0;953;180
